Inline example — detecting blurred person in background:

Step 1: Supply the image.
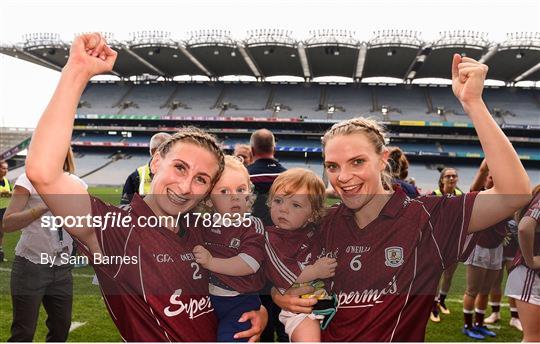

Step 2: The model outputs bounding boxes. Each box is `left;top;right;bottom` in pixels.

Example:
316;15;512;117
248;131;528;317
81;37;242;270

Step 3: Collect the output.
234;143;253;167
387;146;419;198
430;166;464;322
247;129;286;226
2;148;87;342
120;132;171;204
0;160;13;262
247;129;288;342
461;160;507;340
483;215;523;331
505;185;540;342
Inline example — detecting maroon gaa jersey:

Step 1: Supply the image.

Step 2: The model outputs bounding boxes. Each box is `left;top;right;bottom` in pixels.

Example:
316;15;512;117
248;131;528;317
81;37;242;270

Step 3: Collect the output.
320;189;478;342
513;193;540;277
201;216;266;293
75;195;217;342
476;219;507;248
263;224;325;293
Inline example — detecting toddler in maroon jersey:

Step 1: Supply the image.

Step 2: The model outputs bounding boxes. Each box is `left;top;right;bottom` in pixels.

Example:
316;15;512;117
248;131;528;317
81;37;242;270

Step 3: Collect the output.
264;168;337;342
193;156;265;342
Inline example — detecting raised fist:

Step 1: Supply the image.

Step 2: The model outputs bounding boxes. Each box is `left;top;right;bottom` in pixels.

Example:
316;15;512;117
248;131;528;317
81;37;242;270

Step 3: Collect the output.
65;33;117;79
452;54;489;105
313;256;337;279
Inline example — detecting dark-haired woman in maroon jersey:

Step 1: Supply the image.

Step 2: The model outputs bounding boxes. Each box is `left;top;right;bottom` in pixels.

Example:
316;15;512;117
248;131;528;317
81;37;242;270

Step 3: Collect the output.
24;33;267;342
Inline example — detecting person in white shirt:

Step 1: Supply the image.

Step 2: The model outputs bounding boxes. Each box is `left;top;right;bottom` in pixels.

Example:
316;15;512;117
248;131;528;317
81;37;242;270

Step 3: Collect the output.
2;148;87;342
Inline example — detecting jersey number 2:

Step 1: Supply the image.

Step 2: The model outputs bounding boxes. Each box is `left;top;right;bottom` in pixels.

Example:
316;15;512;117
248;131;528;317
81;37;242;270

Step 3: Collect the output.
191;262;202;280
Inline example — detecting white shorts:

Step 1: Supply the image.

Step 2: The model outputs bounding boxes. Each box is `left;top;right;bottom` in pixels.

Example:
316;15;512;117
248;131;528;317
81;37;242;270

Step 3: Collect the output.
505;265;540;306
279;310;323;340
464;244;503;270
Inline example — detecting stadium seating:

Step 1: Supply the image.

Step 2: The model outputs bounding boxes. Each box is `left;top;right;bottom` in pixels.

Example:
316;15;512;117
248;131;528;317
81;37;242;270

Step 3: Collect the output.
74;134;125;143
271;84;323;119
427;86;470;122
324;85;376;119
74;153;118;177
219;83;273;117
167;83;222;116
375;86;432;121
119;83;177;116
398;142;441;153
76;82;539;125
483;88;540;125
0;127;32;160
79;154;150;186
78;83;132;115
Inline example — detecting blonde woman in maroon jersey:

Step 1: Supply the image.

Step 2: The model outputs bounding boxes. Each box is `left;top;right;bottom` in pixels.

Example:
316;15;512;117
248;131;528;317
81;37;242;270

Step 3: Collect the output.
273;55;531;341
24;33;266;342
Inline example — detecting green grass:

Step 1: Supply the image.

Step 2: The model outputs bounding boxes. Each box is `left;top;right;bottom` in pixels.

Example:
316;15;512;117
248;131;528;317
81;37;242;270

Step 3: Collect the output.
0;187;524;341
425;264;522;342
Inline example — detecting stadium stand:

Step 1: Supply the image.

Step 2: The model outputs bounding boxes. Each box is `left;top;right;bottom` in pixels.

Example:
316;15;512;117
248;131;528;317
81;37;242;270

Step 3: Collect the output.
375;85;432;121
79;154;149;186
483;88;540;125
75;83;540;125
399;142;441;153
78;83;132;115
219;83;272;117
73;153;118;177
118;83;177;115
0;127;32;161
427;86;470;122
271;84;324;119
442;144;484;154
167;83;222;116
325;85;377;119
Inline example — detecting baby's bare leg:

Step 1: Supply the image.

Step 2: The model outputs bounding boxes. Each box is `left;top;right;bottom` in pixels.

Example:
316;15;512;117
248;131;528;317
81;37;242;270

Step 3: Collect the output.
291;317;321;342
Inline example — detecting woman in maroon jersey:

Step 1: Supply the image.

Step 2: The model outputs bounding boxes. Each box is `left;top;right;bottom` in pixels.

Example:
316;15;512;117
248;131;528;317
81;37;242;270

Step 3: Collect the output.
461;161;508;339
24;33;266;342
429;167;463;323
273;55;531;341
505;185;540;342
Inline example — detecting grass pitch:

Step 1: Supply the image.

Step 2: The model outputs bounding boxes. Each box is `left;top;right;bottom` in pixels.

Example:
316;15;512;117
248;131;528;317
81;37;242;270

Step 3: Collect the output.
0;187;523;341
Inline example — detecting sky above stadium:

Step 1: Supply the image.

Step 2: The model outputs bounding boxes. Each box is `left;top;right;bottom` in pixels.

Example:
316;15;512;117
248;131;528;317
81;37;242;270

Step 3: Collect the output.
0;0;539;127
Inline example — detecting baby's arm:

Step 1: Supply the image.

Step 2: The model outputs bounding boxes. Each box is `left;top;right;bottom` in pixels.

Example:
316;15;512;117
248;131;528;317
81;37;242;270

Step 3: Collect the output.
295;257;337;284
193;245;258;276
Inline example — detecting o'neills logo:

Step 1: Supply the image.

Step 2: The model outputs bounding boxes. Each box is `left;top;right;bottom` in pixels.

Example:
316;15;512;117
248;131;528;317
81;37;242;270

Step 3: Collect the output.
338;275;398;308
164;289;213;319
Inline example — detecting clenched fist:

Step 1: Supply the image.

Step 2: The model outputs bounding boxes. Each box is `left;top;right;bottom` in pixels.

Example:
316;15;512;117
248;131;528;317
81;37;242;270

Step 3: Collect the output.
452;54;488;106
65;33;117;79
193;245;213;269
313;256;337;279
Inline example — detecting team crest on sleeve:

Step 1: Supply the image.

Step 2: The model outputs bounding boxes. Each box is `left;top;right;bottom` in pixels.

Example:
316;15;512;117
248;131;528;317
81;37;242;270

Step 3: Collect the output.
229;238;241;249
384;246;404;267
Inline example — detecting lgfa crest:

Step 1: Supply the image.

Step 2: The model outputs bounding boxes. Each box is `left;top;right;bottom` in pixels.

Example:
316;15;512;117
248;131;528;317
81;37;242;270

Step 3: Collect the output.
384;246;404;267
229;238;241;249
